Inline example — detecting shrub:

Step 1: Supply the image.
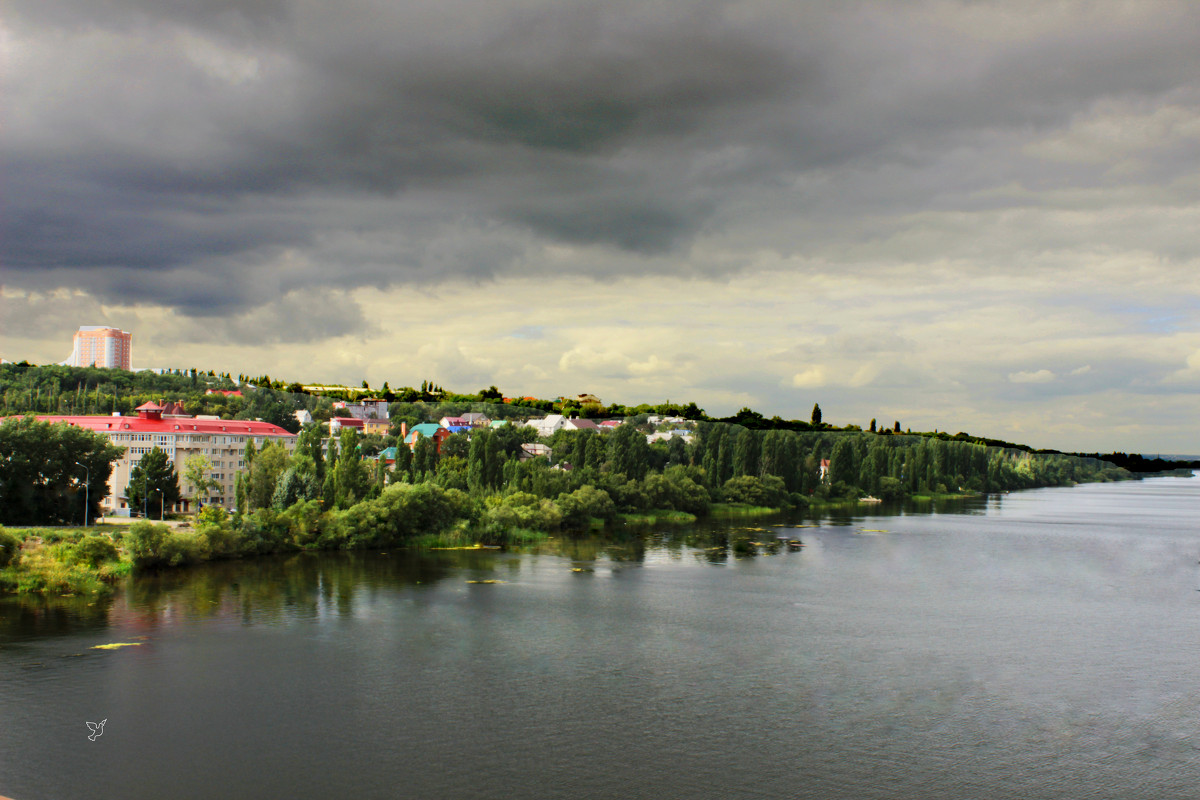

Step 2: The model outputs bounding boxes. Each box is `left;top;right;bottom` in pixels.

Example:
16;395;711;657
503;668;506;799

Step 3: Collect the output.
239;508;294;555
878;476;905;502
280;499;327;549
196;505;231;527
159;531;208;567
0;527;19;568
197;520;241;559
722;475;786;508
128;521;171;569
481;492;563;537
72;535;119;568
556;485;616;529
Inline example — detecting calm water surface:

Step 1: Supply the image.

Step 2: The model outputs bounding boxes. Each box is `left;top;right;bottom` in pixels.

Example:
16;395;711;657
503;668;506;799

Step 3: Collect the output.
3;476;1199;799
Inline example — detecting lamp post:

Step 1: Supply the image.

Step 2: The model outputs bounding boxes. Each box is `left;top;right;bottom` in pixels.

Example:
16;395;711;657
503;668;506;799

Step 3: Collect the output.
76;461;90;527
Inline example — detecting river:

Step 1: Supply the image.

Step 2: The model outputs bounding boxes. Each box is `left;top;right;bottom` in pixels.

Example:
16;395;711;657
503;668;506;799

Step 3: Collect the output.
3;475;1199;799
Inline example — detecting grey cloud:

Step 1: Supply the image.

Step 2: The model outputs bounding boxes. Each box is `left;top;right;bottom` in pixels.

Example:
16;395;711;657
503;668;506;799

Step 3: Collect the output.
161;287;373;344
4;1;1200;312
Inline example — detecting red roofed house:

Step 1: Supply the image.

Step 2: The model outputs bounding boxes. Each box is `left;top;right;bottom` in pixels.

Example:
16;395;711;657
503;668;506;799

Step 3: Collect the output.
205;389;243;397
38;403;296;515
328;417;365;435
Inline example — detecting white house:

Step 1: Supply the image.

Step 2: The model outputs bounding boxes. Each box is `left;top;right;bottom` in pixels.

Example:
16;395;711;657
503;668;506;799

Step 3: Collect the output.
525;414;565;437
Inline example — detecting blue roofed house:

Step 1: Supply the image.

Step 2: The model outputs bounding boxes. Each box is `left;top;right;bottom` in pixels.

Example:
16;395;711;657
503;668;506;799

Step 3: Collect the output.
376;446;398;467
405;423;450;453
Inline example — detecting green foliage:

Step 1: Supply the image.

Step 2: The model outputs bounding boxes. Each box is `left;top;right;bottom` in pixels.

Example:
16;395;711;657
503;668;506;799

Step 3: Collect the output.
271;466;321;510
435;456;468;491
0;415;123;525
556;485;616;529
878;476;905;502
331;430;371;509
158;530;209;567
127;521;171;569
440;432;470;460
0;531;128;596
183;454;220;503
721;475;787;508
71;535;119;568
481;492;563;538
606;423;651;480
0;527;20;567
248;440;290;510
125;447;181;518
197;505;230;527
336;483;479;549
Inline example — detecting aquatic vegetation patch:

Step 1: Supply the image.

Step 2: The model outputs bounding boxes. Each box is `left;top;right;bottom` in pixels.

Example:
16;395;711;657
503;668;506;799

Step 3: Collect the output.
91;642;143;650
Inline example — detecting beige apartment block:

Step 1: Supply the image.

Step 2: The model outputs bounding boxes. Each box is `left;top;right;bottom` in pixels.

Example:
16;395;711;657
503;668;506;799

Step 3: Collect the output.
65;326;133;370
39;403;296;515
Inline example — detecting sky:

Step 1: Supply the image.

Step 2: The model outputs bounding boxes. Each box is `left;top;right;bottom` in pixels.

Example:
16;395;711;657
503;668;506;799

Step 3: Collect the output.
2;0;1199;454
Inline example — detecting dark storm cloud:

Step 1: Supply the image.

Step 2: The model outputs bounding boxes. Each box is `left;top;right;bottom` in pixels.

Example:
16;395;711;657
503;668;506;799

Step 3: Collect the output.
4;1;1200;317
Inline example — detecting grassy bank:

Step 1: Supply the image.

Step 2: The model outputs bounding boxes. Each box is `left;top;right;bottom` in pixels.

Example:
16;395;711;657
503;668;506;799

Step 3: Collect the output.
618;509;698;526
0;525;132;596
708;502;781;517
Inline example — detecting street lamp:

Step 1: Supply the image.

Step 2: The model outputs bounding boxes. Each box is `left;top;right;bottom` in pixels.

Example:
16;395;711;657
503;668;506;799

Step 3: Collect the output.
76;461;90;527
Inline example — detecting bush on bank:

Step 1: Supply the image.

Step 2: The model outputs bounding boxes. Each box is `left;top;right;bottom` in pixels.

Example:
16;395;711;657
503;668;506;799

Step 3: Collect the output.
0;525;130;595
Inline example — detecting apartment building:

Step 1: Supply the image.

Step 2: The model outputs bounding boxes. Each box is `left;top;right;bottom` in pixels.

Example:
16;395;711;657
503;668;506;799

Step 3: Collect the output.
39;402;296;515
65;326;133;370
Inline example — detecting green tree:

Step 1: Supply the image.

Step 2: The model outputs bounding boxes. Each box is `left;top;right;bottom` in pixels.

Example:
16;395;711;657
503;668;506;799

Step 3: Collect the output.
468;433;487;494
390;443;413;484
248;441;290;510
126;447;181;519
183;454;221;506
412;436;437;479
0;416;123;525
271;466;321;510
440;432;470;460
294;424;326;483
483;431;503;490
235;472;248;517
243;438;258;472
606;422;651;480
733;429;760;478
332;428;370;508
828;437;859;487
811;403;823;426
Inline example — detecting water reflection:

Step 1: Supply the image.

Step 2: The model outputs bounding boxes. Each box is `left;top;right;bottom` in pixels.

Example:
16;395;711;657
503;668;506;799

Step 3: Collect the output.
0;494;992;642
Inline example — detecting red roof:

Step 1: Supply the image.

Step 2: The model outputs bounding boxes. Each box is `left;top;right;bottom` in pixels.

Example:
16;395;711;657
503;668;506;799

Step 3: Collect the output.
36;415;295;436
136;401;164;411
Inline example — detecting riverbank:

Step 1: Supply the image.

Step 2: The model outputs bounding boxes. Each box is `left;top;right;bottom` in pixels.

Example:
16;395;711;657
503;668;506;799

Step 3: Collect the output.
0;525;132;596
0;490;984;597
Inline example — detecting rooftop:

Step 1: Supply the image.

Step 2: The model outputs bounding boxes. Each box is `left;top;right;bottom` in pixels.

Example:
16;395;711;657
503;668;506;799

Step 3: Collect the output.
37;415;295;436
